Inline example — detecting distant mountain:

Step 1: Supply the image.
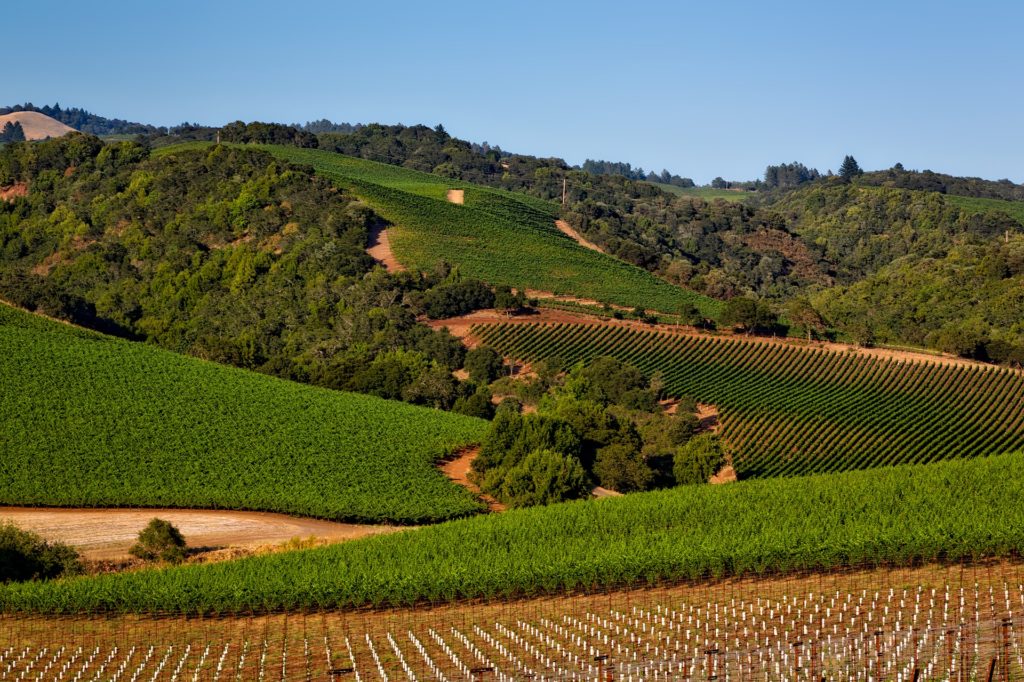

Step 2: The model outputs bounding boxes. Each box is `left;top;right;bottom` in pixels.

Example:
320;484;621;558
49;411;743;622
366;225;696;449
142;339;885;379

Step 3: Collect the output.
0;103;162;136
0;111;75;140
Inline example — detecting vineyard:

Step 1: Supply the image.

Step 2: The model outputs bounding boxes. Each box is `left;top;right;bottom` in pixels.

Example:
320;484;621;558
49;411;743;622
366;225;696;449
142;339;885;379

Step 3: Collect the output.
473;322;1024;478
3;451;1023;615
153;144;720;318
0;303;486;524
3;562;1023;680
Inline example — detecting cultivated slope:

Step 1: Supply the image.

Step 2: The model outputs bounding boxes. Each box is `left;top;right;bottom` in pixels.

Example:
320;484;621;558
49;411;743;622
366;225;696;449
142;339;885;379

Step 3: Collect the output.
474;322;1024;478
157;144;720;318
0;304;486;523
2;451;1021;614
0;111;75;140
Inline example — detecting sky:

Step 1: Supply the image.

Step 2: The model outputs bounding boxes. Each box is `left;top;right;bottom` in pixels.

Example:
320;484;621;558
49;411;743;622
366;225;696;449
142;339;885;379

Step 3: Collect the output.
6;0;1023;183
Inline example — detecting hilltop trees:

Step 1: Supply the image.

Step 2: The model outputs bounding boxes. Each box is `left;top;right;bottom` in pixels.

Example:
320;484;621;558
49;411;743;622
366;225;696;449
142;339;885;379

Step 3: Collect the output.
839;155;863;180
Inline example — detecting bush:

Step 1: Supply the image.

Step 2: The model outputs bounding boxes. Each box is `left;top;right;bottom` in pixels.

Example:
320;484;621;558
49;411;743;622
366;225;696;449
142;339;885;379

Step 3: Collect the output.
452;389;496;419
464;346;503;384
594;443;654;492
130;518;187;564
673;434;725;485
667;412;701;446
0;523;82;583
497;449;590;508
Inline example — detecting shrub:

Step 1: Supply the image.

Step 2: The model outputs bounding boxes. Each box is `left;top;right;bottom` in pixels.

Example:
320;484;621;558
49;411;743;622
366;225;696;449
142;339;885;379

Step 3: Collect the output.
0;523;82;583
594;443;654;492
130;518;188;564
464;346;503;384
497;449;590;507
673;434;725;485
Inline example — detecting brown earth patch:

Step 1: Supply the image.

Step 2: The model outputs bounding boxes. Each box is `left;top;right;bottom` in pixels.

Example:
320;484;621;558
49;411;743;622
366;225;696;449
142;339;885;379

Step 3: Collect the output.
446;189;465;205
367;222;406;272
438;447;506;512
29;236;96;276
0;182;28;201
591;486;623;498
696;403;720;433
0;507;402;561
0;111;75;140
555;219;606;254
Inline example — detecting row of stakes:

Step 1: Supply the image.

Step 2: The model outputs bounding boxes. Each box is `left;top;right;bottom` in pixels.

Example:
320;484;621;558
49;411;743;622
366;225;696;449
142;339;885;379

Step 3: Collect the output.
3;581;1024;680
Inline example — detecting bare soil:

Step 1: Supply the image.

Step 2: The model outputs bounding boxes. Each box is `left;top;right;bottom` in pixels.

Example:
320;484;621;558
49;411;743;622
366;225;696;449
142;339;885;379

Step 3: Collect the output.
0;112;75;140
591;486;623;498
366;223;406;272
438;448;506;512
0;182;28;201
555;219;606;254
0;507;402;561
445;189;465;205
696;403;720;433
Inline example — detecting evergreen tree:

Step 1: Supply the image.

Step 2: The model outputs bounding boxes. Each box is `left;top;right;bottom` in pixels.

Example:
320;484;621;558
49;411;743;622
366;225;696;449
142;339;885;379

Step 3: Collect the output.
839;155;863;180
0;121;25;143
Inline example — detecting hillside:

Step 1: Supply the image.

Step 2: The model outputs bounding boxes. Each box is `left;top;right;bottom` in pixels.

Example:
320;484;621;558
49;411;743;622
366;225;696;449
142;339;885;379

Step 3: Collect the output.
0;134;511;413
222;143;722;317
0;111;75;140
474;322;1024;478
0;302;486;523
2;450;1021;614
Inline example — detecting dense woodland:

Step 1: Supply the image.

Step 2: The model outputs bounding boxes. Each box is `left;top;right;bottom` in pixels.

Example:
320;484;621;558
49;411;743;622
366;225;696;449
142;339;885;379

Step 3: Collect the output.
0;134;508;412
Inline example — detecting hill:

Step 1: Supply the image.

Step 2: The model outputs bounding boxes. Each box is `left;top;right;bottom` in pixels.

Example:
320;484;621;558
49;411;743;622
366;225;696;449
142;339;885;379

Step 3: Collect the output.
0;103;161;136
2;450;1021;613
219;143;722;318
0;302;486;523
473;321;1024;478
0;111;75;140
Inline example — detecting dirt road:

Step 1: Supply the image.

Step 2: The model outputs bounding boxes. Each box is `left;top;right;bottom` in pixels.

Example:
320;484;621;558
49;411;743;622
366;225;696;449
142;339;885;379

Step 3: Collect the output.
0;507;403;560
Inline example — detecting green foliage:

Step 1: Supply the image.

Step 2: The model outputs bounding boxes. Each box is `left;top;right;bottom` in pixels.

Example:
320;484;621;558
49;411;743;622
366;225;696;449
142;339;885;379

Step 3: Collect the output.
464;346;503;384
720;297;778;334
5;451;1024;614
673;434;725;485
219;121;318;148
0;303;486;523
474;322;1024;478
0;523;82;583
0;121;25;143
594;443;654;492
497;448;590;508
237;144;720;317
838;155;863;180
452;388;496;420
130;519;187;564
0;136;490;409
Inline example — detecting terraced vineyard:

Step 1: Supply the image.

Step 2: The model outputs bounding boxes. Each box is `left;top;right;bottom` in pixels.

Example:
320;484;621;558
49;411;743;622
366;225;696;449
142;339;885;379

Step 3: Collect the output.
0;303;486;523
154;144;720;318
473;323;1024;478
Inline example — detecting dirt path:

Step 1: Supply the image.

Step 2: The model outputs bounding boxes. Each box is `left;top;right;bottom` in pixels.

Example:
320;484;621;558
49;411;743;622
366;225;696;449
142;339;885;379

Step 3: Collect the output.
555;219;606;254
0;507;403;560
366;223;406;272
446;189;465;205
438;448;506;512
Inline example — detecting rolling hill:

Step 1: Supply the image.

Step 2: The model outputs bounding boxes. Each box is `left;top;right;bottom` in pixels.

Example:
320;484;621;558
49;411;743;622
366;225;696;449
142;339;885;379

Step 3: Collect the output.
0;111;75;140
155;143;721;319
0;303;487;523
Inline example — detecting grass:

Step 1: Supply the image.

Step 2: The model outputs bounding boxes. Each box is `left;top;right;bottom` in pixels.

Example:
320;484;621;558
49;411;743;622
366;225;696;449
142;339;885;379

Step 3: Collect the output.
1;450;1021;614
0;303;486;524
156;144;720;318
651;183;755;202
944;194;1024;224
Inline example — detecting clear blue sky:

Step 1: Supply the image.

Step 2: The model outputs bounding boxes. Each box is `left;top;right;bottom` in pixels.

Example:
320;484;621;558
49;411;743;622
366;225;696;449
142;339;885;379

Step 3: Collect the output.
8;0;1022;183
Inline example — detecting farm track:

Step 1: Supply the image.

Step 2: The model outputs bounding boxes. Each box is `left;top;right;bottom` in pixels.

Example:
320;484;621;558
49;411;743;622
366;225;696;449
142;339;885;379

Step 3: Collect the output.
0;508;403;561
438;449;506;513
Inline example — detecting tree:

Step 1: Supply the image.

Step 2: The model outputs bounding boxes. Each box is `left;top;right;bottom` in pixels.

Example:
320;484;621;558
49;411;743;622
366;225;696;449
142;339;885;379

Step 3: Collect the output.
497;448;590;507
464;346;503;384
710;177;728;189
0;522;82;582
673;434;725;485
0;121;25;143
452;388;496;419
493;285;525;315
839;155;863;180
130;518;187;563
785;298;827;341
721;297;777;335
594;443;654;492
